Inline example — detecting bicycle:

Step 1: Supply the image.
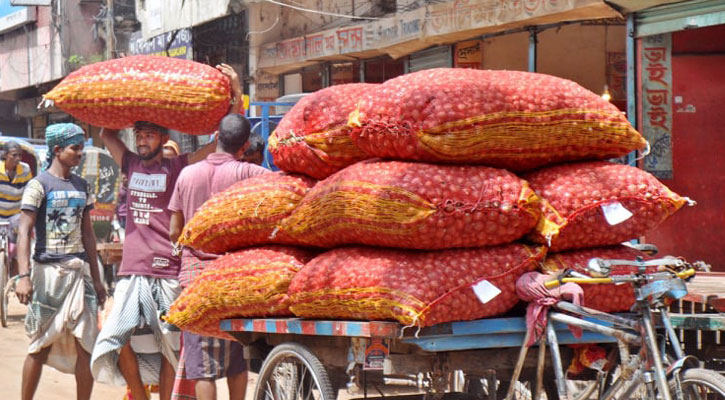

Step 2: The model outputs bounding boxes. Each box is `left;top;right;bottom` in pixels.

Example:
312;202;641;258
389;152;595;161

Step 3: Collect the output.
0;220;12;328
517;255;725;399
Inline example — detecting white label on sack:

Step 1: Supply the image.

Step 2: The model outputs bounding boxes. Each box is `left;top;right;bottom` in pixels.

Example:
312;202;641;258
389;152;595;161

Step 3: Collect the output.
472;280;501;304
601;202;633;226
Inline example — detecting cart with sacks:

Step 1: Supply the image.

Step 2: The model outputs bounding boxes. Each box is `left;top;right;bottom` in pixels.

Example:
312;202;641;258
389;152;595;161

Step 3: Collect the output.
216;254;725;400
42;57;725;399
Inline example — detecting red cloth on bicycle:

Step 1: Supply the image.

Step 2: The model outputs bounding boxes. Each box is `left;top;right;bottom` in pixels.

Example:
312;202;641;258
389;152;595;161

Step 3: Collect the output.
515;271;584;346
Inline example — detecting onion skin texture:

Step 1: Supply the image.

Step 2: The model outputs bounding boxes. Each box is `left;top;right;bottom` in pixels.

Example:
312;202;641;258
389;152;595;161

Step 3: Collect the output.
525;161;687;251
43;55;231;134
179;172;315;254
349;68;647;170
279;160;541;250
166;246;316;339
269;83;377;179
289;244;547;327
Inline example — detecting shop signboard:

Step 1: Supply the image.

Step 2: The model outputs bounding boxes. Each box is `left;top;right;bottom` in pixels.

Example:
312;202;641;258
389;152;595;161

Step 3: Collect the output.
256;73;280;99
640;33;673;180
365;8;425;51
337;26;365;54
129;28;193;60
454;40;483;69
0;0;35;34
306;29;338;59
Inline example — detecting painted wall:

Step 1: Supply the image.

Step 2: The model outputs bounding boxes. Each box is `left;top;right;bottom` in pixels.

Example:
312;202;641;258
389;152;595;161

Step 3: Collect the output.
644;25;725;271
0;1;104;96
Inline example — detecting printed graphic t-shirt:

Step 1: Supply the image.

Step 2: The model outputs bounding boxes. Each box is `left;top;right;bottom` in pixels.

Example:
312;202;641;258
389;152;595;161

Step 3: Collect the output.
21;172;93;263
118;151;188;279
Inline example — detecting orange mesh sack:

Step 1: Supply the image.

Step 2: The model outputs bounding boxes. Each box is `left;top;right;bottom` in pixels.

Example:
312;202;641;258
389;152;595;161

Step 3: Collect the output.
289;244;546;327
525;161;689;252
542;246;655;312
269;84;377;179
178;172;315;254
166;246;315;339
279;160;541;249
349;69;647;171
43;55;230;134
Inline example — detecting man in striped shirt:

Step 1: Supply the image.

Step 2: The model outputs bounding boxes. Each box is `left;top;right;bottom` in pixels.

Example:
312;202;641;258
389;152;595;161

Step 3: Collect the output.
0;141;33;274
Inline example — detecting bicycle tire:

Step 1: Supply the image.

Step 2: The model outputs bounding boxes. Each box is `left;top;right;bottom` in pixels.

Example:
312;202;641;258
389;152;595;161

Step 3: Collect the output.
673;368;725;399
1;251;8;328
254;343;337;400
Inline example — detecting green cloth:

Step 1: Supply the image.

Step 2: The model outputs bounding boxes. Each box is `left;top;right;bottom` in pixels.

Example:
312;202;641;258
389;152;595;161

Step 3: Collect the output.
44;123;85;166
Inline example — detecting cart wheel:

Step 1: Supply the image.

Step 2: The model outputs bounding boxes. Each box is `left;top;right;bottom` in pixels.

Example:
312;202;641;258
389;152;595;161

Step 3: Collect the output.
254;343;337;400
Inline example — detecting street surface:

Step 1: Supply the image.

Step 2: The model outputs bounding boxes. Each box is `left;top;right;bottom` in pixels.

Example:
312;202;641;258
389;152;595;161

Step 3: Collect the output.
0;296;245;399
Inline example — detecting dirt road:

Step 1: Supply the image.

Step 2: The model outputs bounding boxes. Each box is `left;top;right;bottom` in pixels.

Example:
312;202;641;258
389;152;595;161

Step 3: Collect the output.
0;296;253;399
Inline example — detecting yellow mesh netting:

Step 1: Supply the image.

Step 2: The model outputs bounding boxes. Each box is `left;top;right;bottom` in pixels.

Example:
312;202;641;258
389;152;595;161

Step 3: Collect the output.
281;180;437;240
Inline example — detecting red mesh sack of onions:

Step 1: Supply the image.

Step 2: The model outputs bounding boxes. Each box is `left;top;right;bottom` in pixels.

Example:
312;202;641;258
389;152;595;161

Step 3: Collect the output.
42;55;230;134
525;161;690;252
166;246;315;339
289;244;546;327
542;246;656;312
269;84;377;179
279;160;541;249
178;172;315;254
349;69;647;171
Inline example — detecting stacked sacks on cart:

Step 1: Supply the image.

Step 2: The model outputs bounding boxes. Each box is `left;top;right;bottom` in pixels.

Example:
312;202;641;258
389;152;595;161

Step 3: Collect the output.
268;83;378;179
166;172;318;337
522;160;691;312
278;159;546;326
43;55;232;134
169;67;690;330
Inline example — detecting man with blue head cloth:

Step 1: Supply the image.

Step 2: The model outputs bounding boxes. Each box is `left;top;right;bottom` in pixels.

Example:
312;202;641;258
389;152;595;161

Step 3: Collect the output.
15;123;107;400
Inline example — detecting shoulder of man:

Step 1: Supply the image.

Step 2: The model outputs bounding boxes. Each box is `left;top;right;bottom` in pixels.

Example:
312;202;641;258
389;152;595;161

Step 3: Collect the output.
122;150;140;172
69;173;90;190
238;161;270;179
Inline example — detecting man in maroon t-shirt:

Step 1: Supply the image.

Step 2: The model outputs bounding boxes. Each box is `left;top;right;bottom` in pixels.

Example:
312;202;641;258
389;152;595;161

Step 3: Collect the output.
91;64;242;400
168;114;267;400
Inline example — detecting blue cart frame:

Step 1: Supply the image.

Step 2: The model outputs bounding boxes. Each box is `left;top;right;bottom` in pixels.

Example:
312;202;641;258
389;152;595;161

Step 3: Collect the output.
221;313;725;399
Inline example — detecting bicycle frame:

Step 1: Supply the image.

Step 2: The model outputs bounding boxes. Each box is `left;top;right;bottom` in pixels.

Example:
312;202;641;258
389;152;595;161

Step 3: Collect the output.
544;279;694;400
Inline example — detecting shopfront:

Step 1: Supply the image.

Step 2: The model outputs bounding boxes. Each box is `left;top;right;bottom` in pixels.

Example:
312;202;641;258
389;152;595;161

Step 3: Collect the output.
630;1;725;270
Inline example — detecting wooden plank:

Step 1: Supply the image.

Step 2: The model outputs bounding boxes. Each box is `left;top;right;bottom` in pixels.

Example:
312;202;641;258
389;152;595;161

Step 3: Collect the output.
668;313;725;331
685;273;725;312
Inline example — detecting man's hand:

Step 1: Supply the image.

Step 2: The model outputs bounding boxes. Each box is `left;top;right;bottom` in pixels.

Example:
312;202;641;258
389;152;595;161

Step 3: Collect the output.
15;276;32;305
93;279;108;309
217;63;243;114
217;63;241;95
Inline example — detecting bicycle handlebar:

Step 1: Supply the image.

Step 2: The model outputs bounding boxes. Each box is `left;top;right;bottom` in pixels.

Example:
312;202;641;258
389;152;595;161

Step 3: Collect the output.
544;268;696;290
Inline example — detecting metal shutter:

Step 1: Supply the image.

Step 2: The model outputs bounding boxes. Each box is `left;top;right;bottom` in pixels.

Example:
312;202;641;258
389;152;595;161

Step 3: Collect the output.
636;0;725;37
408;45;453;73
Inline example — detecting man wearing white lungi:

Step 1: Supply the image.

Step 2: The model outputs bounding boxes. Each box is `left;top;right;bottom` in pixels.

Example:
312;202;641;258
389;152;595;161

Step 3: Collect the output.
15;123;108;400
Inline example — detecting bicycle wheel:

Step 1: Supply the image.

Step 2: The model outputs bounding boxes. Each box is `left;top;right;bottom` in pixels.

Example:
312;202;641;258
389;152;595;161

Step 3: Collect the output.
0;251;8;328
254;343;337;400
673;368;725;399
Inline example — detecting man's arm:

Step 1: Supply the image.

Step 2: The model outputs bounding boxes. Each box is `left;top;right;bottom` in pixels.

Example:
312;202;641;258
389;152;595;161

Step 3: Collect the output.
100;128;128;168
81;208;107;308
187;135;217;165
15;210;36;305
217;63;242;115
169;211;185;244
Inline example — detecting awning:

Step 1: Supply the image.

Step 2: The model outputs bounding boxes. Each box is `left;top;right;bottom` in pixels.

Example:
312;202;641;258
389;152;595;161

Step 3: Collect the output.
634;0;725;37
256;0;623;75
